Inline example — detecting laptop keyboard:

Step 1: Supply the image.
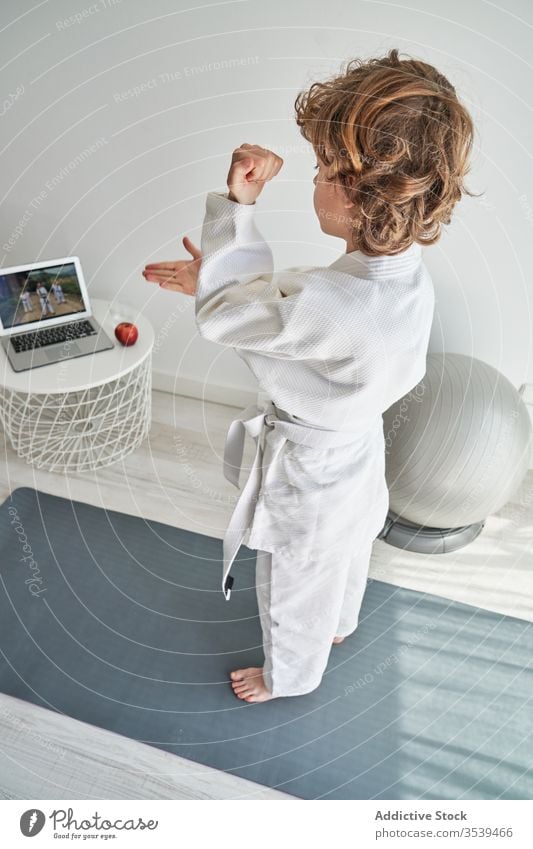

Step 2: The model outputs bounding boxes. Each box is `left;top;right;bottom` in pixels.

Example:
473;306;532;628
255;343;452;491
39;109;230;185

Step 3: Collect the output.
10;319;96;353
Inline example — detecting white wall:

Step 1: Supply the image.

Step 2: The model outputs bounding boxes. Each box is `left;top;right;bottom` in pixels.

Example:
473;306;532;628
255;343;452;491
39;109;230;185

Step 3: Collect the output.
1;0;532;404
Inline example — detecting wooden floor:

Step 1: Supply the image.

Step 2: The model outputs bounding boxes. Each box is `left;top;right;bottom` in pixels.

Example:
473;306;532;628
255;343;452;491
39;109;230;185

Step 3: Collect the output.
1;388;532;799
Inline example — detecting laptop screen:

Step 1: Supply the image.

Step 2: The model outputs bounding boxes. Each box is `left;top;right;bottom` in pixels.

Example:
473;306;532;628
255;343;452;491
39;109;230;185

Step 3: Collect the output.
0;261;87;331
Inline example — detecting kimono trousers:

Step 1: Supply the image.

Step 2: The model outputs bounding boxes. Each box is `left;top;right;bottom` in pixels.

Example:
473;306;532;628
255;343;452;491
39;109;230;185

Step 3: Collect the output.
195;191;435;697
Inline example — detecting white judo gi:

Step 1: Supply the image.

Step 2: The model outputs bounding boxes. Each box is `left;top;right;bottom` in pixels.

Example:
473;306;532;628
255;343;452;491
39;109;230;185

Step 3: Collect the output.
195;191;435;697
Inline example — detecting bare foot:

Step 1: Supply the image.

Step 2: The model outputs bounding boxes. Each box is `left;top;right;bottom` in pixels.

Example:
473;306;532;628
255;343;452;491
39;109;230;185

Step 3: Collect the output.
230;667;274;702
332;636;345;645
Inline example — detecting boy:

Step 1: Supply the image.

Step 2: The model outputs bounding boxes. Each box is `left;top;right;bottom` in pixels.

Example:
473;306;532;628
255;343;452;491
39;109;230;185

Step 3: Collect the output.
20;290;33;313
51;281;66;304
143;48;475;702
36;284;55;315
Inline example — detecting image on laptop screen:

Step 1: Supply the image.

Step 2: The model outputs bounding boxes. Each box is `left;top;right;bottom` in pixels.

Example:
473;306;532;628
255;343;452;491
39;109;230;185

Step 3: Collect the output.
0;262;87;330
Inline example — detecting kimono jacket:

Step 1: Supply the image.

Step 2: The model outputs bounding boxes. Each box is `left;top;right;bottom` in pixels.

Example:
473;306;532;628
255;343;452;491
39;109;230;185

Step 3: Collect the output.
195;191;435;598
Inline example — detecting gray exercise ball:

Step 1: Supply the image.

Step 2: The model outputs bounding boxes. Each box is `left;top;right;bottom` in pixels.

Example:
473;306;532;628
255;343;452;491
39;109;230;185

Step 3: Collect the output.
382;353;533;528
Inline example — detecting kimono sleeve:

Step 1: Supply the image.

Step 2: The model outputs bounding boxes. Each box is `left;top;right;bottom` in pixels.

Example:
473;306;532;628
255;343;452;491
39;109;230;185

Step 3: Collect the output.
194;192;324;359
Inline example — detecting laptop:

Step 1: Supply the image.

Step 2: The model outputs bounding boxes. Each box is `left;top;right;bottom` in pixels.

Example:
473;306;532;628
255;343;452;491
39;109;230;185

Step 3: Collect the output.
0;256;115;372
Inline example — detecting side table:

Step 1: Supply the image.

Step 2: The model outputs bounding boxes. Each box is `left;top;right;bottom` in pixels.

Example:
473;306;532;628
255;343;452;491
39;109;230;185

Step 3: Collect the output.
0;298;154;473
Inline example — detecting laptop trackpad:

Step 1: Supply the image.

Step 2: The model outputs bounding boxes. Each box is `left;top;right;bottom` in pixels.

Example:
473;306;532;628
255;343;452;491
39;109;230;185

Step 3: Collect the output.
46;343;82;360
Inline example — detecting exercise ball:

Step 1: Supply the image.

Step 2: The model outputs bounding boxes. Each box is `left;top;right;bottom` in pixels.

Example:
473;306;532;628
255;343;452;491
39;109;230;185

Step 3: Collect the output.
382;353;533;529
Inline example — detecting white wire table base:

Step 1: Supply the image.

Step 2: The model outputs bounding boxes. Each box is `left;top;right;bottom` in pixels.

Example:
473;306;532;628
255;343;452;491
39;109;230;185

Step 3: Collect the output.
0;355;152;473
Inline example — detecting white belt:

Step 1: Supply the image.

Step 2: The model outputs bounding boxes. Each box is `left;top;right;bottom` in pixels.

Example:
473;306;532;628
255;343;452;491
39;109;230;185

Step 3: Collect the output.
221;399;380;600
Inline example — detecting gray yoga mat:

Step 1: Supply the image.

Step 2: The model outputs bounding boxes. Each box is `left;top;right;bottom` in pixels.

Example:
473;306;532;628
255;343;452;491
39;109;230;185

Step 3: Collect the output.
0;487;531;800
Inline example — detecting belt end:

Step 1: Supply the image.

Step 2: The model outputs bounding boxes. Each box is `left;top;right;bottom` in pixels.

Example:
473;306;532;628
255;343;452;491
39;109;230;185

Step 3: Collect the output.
223;574;234;601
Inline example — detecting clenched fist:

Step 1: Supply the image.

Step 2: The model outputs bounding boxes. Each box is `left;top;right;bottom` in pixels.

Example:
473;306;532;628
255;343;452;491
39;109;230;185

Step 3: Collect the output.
227;143;283;205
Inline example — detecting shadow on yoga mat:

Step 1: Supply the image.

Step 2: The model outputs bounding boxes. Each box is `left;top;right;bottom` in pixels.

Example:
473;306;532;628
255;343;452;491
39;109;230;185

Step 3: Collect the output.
0;487;532;800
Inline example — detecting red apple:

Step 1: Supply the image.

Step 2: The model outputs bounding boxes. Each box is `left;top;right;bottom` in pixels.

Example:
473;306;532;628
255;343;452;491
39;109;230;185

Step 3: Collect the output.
114;322;138;346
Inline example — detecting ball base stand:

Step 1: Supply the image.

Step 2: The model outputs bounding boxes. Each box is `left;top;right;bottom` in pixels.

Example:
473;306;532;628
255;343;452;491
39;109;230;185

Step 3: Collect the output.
377;510;485;554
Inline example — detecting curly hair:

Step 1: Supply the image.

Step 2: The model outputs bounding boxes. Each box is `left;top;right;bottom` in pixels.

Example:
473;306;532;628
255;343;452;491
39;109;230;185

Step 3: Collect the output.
294;48;478;255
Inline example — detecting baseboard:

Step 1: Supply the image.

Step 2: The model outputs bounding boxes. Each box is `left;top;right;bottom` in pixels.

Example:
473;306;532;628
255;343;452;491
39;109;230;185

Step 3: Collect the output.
152;369;259;409
152;373;533;470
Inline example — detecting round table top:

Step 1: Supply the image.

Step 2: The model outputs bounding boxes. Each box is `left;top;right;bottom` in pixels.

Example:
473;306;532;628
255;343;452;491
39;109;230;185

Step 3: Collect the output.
0;299;154;394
